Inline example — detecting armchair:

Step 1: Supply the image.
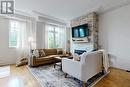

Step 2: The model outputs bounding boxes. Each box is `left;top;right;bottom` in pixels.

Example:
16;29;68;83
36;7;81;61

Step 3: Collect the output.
62;51;103;87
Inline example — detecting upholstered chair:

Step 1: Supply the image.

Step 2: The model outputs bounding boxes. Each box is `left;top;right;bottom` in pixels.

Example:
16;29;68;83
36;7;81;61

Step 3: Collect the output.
62;51;103;87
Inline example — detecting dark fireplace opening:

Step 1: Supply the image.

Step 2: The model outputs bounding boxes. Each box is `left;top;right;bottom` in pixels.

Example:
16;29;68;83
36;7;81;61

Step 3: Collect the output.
74;50;86;55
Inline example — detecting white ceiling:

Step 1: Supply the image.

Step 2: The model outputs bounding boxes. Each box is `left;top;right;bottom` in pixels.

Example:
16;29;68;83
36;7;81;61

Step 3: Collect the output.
15;0;130;21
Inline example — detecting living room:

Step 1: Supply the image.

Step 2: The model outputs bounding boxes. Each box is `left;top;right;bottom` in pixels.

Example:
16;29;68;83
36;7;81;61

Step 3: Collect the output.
0;0;130;87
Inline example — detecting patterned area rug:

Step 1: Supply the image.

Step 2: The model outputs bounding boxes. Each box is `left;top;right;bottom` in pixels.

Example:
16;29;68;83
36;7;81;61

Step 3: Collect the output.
27;65;104;87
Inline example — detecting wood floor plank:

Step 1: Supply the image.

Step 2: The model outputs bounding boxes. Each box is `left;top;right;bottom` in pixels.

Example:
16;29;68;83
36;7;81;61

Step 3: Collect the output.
95;68;130;87
0;65;40;87
0;65;130;87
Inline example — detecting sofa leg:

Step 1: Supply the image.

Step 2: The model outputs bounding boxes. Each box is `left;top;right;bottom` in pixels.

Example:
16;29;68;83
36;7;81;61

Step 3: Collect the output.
83;81;87;87
65;73;68;78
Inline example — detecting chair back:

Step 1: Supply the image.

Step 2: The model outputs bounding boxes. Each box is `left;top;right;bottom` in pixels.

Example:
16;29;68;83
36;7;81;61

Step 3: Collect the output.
80;51;102;65
80;51;103;81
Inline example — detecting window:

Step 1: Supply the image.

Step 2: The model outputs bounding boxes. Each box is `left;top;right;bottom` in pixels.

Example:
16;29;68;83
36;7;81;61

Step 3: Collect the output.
9;20;26;48
46;24;66;49
9;20;20;47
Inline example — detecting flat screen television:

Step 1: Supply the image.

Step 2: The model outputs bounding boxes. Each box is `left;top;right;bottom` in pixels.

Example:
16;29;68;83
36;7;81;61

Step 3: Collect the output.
72;24;89;38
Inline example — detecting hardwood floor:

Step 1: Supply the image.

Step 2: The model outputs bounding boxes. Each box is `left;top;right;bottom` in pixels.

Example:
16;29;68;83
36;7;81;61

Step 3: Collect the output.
0;65;40;87
95;68;130;87
0;65;130;87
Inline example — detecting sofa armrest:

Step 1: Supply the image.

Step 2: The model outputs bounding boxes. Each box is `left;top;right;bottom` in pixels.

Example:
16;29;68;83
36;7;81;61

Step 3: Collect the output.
62;58;82;79
29;55;37;66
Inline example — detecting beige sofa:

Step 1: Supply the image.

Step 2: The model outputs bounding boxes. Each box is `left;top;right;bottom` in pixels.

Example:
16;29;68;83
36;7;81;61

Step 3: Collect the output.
29;48;70;67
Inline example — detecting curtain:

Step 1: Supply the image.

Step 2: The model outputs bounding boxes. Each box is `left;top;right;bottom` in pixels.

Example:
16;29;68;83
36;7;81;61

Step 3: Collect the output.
55;26;66;49
16;18;36;66
45;24;66;49
45;25;49;48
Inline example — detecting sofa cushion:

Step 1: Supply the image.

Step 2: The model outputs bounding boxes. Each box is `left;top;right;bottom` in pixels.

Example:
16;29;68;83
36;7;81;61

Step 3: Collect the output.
36;57;53;62
57;48;63;55
39;55;58;58
47;55;59;58
43;49;57;56
39;49;46;57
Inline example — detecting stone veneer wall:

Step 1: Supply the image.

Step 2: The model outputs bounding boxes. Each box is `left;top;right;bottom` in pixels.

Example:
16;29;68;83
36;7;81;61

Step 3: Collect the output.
71;12;98;52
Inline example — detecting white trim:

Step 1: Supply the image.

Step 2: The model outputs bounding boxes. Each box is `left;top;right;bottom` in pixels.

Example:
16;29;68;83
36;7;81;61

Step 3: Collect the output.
32;10;66;24
99;2;130;15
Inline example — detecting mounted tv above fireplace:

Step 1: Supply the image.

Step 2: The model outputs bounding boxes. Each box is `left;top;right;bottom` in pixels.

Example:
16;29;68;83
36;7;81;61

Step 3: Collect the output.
72;24;89;38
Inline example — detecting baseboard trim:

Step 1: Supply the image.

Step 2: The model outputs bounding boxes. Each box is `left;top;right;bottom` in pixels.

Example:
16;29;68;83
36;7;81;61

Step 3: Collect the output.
109;67;126;71
0;64;14;67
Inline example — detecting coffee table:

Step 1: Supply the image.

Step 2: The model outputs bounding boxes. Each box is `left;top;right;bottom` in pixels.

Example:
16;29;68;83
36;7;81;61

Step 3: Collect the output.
53;56;73;70
54;57;62;70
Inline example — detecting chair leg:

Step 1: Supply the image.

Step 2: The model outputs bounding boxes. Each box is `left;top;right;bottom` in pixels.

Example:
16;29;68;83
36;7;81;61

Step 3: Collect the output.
83;81;87;87
65;73;68;78
54;64;55;68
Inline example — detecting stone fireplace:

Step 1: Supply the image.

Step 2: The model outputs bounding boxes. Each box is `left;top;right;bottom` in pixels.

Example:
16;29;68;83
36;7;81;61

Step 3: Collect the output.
70;12;98;53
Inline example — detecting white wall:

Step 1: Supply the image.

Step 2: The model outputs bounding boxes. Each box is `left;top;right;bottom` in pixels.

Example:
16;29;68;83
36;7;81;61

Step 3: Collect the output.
99;4;130;70
36;22;45;49
0;18;17;65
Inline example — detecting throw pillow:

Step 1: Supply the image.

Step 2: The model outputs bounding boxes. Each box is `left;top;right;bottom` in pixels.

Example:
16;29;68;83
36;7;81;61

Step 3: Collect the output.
33;49;39;58
73;53;80;61
39;49;46;57
57;48;63;55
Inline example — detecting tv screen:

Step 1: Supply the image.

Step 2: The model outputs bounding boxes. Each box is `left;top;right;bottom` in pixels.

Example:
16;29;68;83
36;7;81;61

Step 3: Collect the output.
72;24;89;38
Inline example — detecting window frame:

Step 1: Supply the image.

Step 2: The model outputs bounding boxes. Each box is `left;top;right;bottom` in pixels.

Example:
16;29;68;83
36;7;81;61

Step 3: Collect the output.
47;24;66;49
9;20;19;48
48;26;56;48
